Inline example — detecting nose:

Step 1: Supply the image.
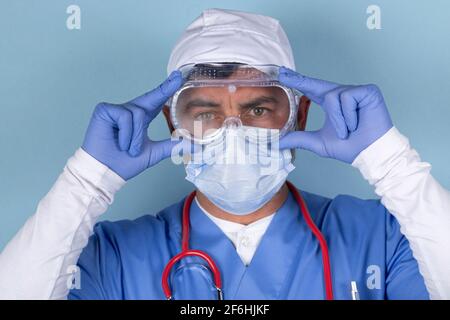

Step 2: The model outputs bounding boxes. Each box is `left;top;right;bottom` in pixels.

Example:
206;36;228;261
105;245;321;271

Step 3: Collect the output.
223;116;242;129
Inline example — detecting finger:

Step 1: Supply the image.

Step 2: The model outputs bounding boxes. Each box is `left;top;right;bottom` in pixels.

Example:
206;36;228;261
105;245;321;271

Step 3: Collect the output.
322;89;349;139
278;66;340;104
346;84;382;107
339;88;358;132
123;104;147;157
98;103;133;151
167;137;200;165
147;138;180;167
130;70;183;118
279;131;326;157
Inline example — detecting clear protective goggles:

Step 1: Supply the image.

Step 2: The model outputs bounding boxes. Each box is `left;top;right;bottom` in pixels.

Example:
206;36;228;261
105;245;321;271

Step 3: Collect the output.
169;63;299;144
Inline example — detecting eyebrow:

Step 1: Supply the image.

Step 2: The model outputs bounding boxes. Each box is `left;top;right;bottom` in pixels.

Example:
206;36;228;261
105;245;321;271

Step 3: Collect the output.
239;96;278;109
183;98;221;109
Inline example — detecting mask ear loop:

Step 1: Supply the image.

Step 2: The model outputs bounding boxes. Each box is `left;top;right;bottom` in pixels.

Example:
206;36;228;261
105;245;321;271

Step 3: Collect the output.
161;191;224;300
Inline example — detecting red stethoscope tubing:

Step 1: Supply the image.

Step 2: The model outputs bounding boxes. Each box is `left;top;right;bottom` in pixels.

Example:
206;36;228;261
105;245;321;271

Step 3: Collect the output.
286;181;334;300
161;181;334;300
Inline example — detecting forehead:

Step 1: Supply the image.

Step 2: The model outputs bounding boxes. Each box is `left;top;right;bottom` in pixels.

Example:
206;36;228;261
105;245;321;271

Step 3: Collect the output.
185;65;270;81
179;64;289;101
179;85;286;101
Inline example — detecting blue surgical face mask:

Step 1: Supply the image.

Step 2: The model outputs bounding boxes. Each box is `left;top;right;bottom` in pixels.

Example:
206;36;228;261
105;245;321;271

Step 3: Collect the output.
184;126;295;215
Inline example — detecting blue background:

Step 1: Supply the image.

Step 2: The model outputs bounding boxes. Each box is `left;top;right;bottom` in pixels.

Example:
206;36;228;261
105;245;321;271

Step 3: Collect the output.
1;0;449;250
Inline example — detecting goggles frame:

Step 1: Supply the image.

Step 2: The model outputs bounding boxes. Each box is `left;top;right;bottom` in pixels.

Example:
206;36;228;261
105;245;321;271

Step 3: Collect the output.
168;63;300;144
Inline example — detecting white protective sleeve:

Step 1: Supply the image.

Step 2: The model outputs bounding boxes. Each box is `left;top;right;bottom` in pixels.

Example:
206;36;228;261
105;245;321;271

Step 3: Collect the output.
353;127;450;300
0;149;125;299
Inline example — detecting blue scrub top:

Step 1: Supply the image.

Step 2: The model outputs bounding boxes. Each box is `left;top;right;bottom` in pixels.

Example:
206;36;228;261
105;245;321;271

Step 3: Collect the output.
68;187;429;300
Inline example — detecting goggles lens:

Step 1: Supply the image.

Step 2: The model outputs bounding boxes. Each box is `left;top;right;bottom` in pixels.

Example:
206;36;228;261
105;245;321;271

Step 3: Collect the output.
170;63;297;142
174;85;290;139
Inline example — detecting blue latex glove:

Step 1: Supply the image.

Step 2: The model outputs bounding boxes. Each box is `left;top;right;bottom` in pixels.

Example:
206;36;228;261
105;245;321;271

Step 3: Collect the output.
279;67;393;163
82;71;182;180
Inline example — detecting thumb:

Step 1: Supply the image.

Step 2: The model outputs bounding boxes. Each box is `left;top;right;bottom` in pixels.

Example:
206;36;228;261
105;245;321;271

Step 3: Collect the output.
147;138;181;168
279;131;326;156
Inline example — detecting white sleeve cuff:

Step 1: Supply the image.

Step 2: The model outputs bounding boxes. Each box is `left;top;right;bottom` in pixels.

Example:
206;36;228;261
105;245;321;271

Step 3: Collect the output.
352;127;412;183
68;148;126;197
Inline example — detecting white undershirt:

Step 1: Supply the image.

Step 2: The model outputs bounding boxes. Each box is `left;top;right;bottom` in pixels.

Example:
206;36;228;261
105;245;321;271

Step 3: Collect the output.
195;197;275;266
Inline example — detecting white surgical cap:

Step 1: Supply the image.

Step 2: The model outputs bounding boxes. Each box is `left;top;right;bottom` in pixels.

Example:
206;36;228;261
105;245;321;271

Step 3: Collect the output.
167;8;296;74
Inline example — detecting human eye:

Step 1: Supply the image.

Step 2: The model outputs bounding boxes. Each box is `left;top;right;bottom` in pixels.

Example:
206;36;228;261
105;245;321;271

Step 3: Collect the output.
193;112;216;121
249;106;270;117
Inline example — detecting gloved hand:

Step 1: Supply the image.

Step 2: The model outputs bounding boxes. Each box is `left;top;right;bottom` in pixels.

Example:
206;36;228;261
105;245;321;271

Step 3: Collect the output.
278;67;393;163
82;71;182;180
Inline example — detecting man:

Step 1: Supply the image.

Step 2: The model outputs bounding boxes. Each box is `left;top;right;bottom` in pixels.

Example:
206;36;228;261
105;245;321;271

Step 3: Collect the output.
0;8;449;300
